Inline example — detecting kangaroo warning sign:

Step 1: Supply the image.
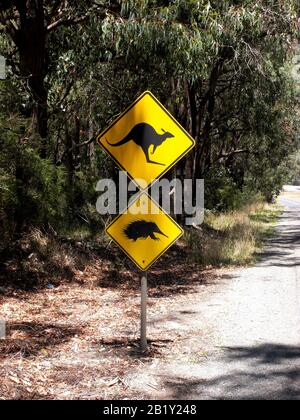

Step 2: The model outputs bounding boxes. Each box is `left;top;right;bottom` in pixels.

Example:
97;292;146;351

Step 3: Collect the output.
106;193;183;271
97;91;195;190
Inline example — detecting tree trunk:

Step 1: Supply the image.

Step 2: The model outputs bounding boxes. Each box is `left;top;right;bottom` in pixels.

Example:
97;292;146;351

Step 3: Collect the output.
15;0;48;157
65;124;75;203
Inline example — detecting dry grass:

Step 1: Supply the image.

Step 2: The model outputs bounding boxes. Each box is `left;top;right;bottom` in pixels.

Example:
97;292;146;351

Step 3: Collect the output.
186;202;282;267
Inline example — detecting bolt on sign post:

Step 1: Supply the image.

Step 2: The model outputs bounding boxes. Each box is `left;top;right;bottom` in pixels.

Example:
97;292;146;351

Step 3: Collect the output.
97;91;195;350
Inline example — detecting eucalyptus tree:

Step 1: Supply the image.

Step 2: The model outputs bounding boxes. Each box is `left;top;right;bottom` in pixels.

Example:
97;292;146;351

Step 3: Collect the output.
0;0;121;157
93;0;299;203
1;0;299;219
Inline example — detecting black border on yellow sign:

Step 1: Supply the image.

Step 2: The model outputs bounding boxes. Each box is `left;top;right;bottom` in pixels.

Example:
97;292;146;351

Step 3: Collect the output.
105;192;184;272
96;91;195;190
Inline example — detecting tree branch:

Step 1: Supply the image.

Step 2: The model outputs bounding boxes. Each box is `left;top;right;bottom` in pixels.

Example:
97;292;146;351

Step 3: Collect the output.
0;9;18;43
215;149;251;164
59;136;97;164
47;14;89;32
46;0;64;22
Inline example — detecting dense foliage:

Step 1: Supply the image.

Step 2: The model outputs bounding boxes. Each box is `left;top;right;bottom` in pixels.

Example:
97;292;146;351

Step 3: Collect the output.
0;0;299;242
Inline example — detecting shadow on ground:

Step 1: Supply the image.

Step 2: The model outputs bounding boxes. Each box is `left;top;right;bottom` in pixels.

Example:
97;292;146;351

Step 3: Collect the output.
0;237;212;299
0;321;83;358
94;242;213;298
160;344;300;400
253;208;300;268
95;337;174;358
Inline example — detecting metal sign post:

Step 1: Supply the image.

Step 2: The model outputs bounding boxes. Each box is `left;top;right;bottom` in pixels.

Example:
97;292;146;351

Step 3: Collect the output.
140;273;148;351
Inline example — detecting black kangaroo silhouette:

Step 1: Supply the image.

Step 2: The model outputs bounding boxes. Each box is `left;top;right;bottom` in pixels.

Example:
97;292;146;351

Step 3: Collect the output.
107;122;174;166
124;220;168;241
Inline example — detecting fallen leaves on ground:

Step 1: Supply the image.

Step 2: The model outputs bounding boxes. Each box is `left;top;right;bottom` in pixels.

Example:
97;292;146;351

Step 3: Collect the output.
0;242;224;400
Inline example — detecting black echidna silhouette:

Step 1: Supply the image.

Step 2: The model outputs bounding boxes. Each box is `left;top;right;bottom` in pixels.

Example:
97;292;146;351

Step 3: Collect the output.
123;220;168;241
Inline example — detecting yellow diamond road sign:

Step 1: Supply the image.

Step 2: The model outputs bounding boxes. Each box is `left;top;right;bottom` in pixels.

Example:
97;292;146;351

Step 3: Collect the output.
97;91;195;190
106;193;183;271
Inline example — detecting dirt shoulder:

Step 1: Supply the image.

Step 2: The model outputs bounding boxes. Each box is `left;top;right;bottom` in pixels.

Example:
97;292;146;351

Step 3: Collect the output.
0;240;234;400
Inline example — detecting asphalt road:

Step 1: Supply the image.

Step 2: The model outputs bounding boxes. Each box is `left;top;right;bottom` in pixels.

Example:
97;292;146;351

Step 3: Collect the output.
127;187;300;400
189;189;300;400
186;188;300;399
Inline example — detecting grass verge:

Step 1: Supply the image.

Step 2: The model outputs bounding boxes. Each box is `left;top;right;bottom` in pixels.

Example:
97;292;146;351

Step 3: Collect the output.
186;201;282;267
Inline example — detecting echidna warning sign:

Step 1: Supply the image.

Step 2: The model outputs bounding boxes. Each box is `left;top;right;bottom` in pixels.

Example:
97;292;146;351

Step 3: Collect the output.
106;193;183;271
